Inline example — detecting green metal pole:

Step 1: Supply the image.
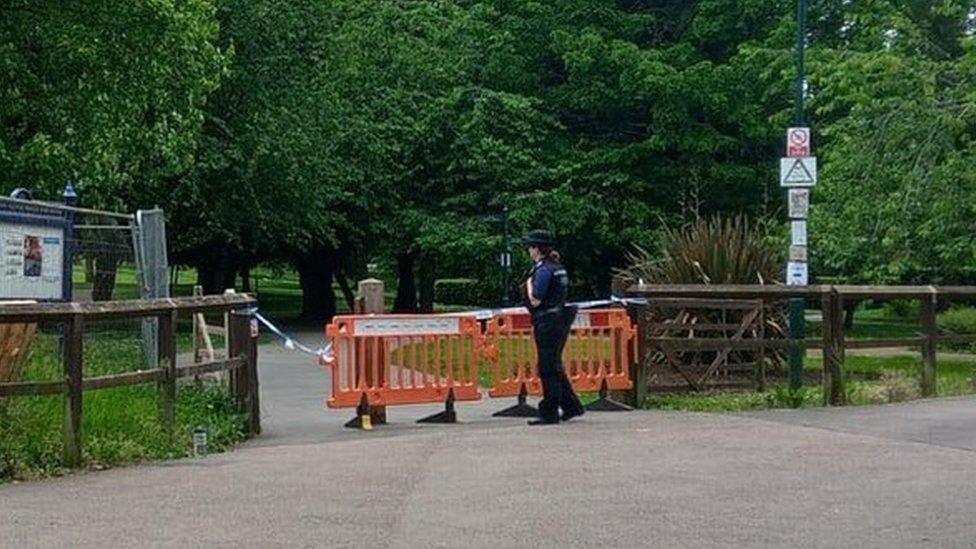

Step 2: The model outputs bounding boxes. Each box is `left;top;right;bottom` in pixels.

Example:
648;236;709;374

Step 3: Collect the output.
794;0;806;125
501;206;510;306
788;0;808;392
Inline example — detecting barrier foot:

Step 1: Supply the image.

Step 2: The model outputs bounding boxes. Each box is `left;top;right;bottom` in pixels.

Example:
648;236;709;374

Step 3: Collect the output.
345;394;375;430
585;380;633;412
417;390;457;424
493;384;539;417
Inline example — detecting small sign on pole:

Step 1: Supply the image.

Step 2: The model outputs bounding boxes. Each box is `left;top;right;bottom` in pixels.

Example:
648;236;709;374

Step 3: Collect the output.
791;220;807;246
789;245;808;262
787;261;809;286
788;188;810;219
787;127;811;157
780;157;817;187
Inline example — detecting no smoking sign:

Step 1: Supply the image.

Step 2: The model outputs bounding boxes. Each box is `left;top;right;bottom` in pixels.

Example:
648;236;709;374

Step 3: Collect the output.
787;127;810;157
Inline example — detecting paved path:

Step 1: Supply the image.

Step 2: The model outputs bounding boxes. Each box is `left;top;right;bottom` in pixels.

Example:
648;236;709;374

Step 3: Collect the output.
3;337;976;548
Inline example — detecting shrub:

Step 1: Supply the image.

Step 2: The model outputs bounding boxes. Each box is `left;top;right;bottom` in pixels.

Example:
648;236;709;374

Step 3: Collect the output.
616;215;781;286
434;279;493;307
616;215;787;376
938;306;976;352
884;299;920;319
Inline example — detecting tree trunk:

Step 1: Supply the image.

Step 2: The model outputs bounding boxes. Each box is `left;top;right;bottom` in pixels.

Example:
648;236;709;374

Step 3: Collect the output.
92;253;121;301
196;252;238;295
334;269;357;312
240;266;251;293
296;248;337;322
393;252;417;313
417;255;435;313
196;263;214;295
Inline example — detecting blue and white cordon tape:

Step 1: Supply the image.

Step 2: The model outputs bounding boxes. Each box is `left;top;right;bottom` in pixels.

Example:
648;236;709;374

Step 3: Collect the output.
253;296;647;365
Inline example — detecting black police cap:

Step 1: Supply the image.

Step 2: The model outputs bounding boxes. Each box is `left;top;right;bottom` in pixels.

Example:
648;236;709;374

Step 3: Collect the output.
521;229;556;246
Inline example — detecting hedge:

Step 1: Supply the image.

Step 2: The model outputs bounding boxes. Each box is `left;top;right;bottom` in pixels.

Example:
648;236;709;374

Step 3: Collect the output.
434;279;495;307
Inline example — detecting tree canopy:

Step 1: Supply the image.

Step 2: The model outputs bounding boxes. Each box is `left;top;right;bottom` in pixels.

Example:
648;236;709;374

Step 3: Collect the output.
2;0;974;317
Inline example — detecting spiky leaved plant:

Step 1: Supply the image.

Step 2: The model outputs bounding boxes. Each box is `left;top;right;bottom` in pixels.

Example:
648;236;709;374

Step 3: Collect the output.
618;215;781;286
617;215;787;386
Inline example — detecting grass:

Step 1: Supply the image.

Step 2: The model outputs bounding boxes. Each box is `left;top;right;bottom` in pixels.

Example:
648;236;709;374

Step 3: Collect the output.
642;355;976;412
644;385;822;412
805;305;920;340
0;330;247;482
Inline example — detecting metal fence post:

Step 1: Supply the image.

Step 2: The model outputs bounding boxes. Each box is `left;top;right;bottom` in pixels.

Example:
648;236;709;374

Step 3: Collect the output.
134;209;170;371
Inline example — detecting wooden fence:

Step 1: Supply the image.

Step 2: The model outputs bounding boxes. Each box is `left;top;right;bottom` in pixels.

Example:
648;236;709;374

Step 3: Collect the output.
626;285;976;406
0;294;260;467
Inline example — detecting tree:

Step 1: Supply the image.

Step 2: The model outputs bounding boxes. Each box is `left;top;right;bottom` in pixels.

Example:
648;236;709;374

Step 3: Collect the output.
808;1;976;284
0;1;226;206
0;0;226;299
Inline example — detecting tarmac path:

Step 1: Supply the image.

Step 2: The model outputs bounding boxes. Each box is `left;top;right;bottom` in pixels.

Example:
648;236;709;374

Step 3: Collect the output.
3;336;975;548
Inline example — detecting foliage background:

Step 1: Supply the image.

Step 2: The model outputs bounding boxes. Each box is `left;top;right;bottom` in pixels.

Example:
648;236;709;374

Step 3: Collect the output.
2;0;975;317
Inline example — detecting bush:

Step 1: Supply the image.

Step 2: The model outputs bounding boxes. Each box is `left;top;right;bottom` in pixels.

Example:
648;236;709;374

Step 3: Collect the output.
938;306;976;352
434;279;494;307
616;215;781;286
884;299;920;319
616;215;787;372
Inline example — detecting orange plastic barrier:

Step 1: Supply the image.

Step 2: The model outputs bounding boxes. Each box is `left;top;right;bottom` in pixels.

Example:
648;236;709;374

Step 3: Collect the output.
324;314;482;423
486;308;636;401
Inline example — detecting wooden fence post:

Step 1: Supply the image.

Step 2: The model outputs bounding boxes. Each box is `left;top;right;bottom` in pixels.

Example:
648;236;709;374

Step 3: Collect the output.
609;276;643;407
920;290;938;398
192;285;202;361
357;278;387;424
157;309;178;435
62;314;83;467
628;305;648;408
228;309;260;435
834;292;846;403
191;285;216;363
821;289;846;406
756;304;766;392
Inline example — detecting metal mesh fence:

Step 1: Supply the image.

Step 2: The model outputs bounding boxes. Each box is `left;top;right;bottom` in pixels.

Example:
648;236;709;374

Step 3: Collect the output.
72;210;138;302
133;209;170;370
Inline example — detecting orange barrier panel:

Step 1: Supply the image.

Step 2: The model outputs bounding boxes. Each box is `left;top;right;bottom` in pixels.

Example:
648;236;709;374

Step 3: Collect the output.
324;314;482;424
486;308;636;407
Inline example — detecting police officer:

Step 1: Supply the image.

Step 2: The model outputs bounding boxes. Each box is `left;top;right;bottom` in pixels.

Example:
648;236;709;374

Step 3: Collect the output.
522;229;585;425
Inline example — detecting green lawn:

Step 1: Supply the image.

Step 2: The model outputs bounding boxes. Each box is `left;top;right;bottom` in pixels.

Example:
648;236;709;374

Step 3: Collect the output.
0;330;247;482
643;354;976;412
805;306;921;340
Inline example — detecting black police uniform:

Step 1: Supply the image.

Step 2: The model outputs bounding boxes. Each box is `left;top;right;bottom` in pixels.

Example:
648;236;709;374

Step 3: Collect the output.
527;256;585;424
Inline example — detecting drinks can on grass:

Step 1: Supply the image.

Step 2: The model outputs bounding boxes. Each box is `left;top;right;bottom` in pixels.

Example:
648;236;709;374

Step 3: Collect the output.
192;426;208;457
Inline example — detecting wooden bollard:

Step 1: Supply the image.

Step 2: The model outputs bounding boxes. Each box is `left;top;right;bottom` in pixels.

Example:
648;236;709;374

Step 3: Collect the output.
357;279;387;424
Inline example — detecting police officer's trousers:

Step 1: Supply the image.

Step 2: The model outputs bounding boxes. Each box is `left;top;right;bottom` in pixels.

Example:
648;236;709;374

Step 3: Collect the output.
533;306;584;423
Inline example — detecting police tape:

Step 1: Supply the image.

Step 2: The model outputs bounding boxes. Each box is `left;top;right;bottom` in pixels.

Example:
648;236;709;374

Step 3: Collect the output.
442;295;646;319
253;312;334;363
251;295;645;364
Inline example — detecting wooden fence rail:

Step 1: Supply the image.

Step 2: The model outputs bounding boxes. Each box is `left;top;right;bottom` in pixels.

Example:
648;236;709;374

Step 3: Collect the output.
627;284;976;406
0;294;259;467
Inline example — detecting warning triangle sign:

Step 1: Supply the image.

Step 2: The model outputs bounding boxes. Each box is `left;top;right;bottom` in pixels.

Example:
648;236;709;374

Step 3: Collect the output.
780;157;817;187
784;159;813;183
